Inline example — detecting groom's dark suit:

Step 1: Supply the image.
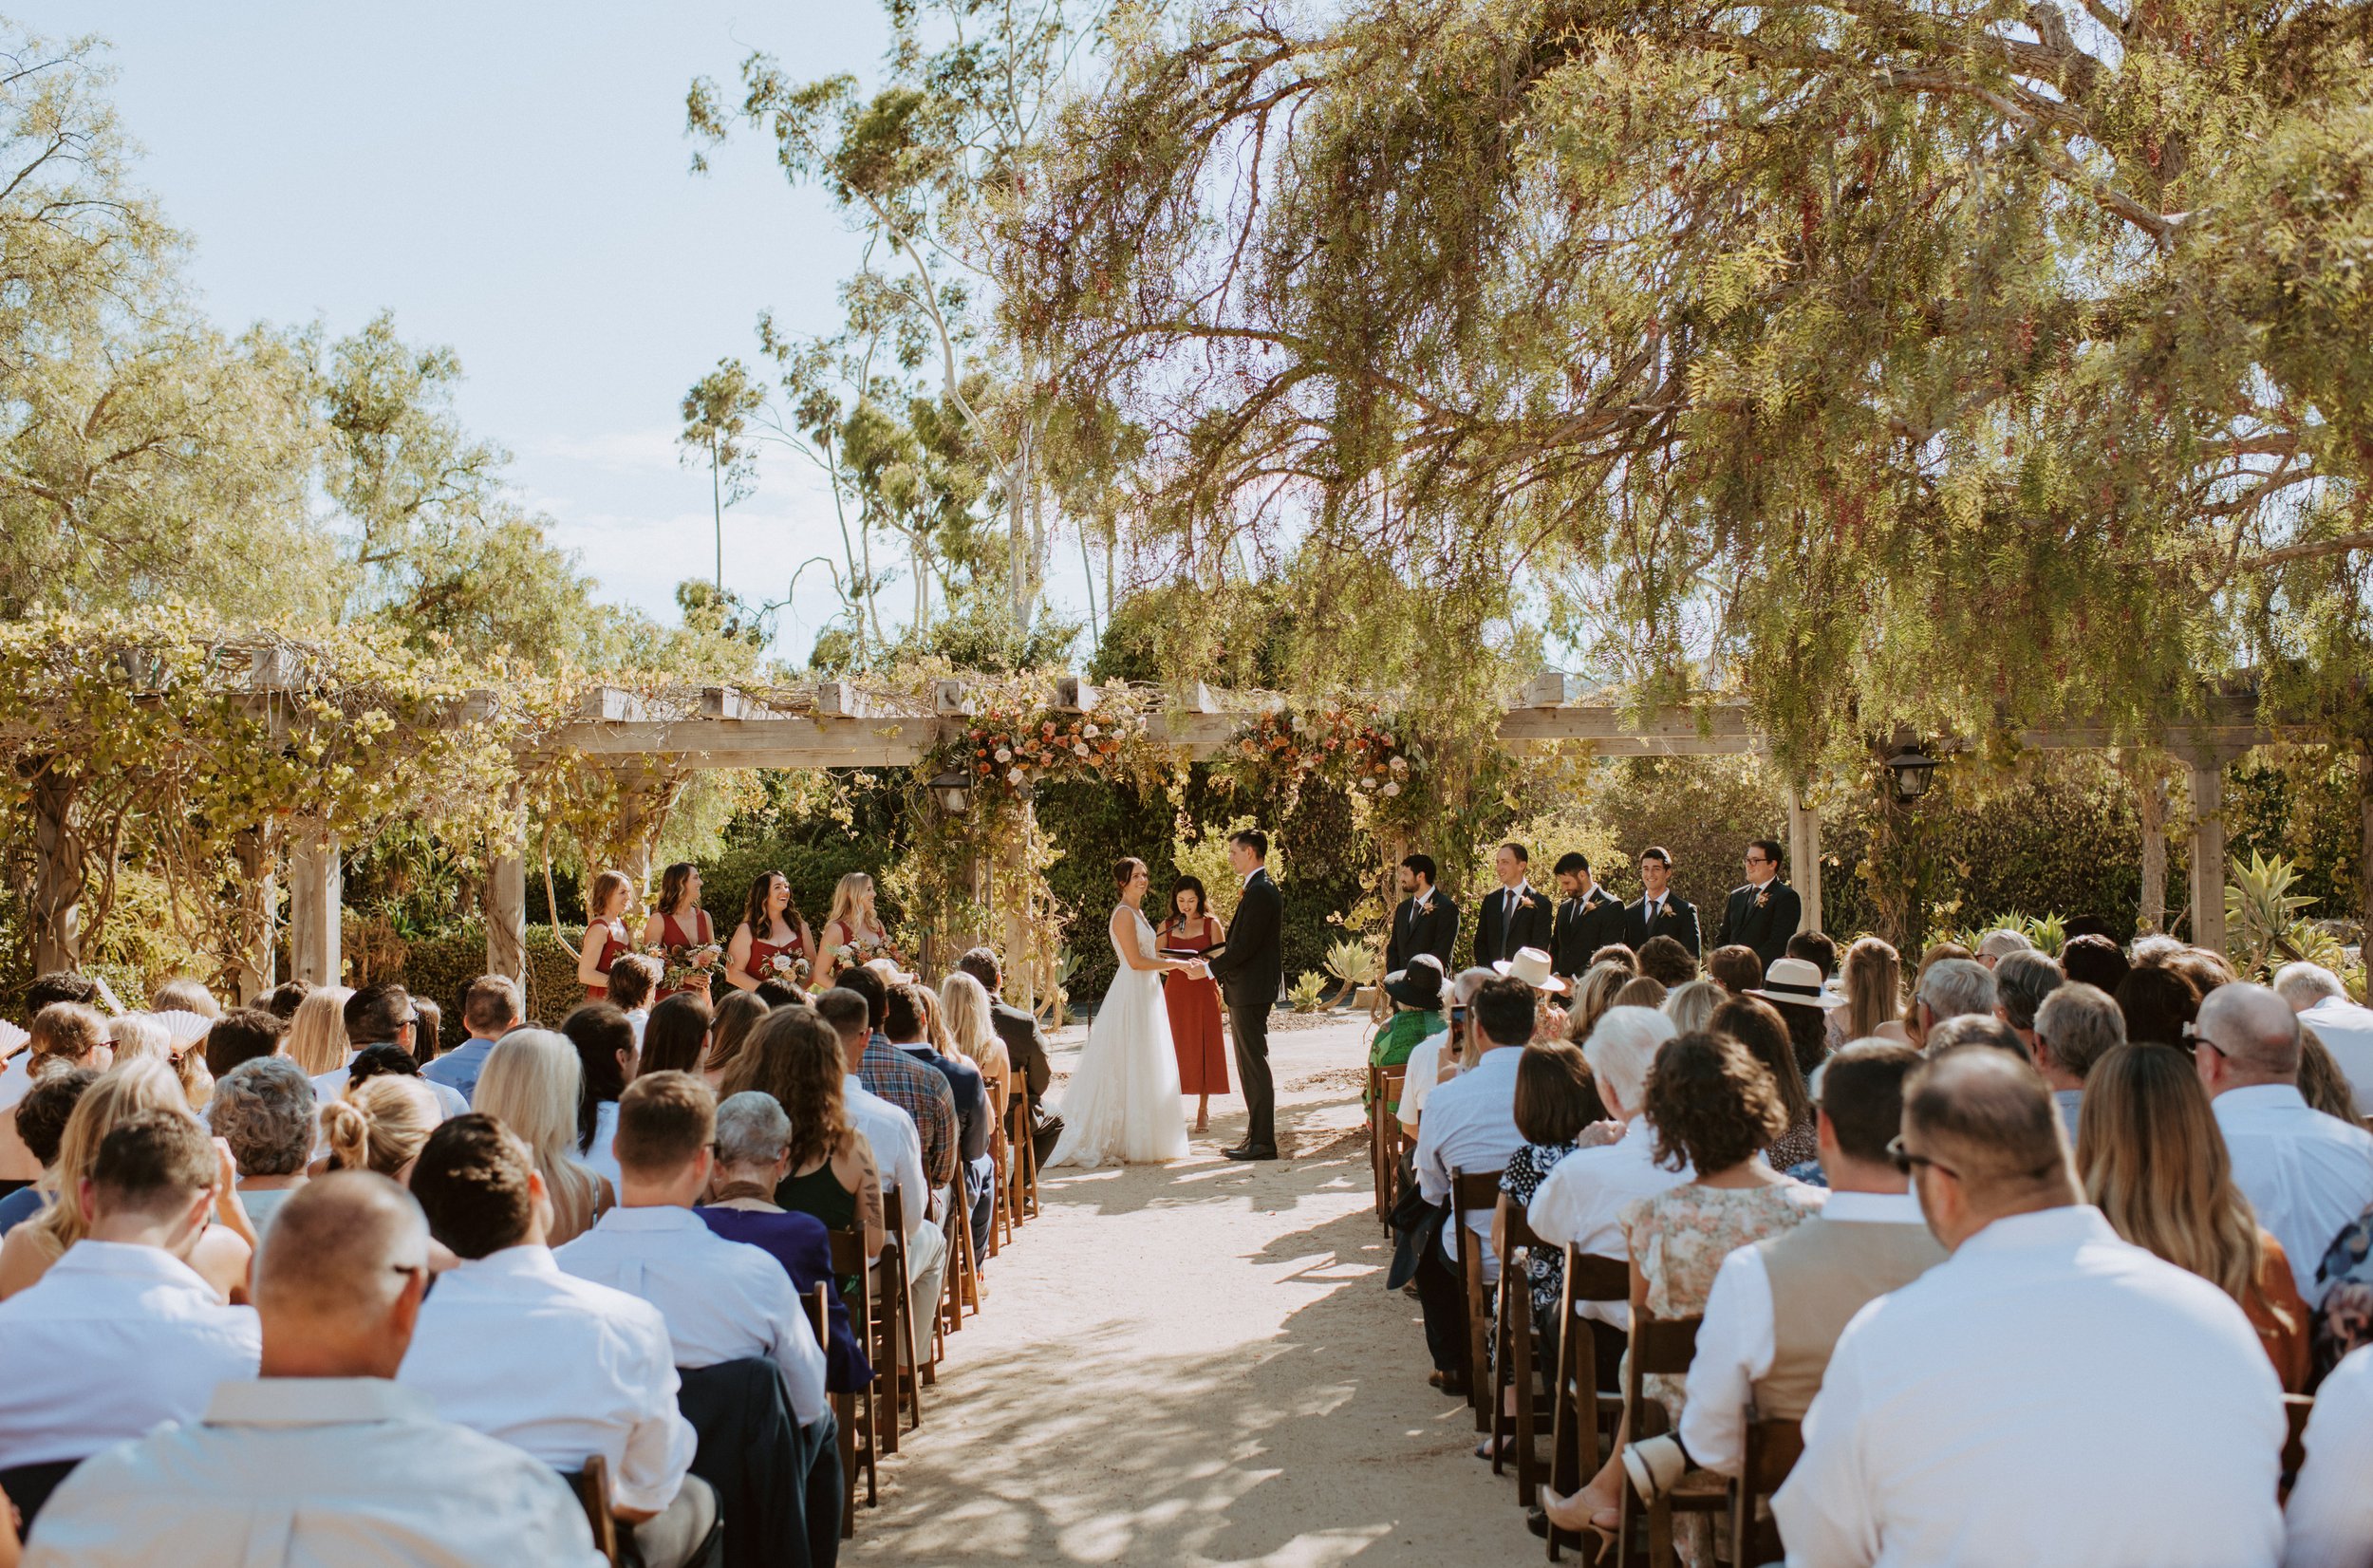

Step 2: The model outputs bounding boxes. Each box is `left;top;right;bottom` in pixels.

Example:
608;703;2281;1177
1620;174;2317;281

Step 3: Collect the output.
1207;866;1283;1154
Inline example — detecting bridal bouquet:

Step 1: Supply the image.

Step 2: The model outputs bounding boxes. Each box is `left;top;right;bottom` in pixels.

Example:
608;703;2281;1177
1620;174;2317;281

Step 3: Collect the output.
656;943;722;992
766;951;812;985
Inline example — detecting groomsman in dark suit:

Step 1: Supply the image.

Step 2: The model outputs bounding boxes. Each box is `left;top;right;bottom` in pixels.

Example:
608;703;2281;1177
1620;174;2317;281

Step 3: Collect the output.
1624;845;1702;956
1549;852;1626;980
1712;838;1804;973
1474;843;1553;967
1385;853;1460;977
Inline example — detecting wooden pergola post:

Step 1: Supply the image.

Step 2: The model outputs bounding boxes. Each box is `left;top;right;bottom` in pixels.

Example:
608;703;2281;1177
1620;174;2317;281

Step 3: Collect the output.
2184;752;2230;954
231;827;278;1004
28;766;83;977
288;827;344;987
2137;761;2169;935
1785;787;1823;936
486;785;528;984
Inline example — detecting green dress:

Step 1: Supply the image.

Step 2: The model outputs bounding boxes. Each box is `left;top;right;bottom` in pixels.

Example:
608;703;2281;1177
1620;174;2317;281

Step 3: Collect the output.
1369;1008;1448;1113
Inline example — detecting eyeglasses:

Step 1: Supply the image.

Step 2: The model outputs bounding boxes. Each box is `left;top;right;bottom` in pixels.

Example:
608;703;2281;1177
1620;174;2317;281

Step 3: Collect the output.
1886;1134;1961;1181
2181;1021;2230;1060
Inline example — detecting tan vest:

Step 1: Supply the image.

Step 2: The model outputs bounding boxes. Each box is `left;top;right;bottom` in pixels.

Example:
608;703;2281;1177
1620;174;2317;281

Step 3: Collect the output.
1755;1217;1947;1418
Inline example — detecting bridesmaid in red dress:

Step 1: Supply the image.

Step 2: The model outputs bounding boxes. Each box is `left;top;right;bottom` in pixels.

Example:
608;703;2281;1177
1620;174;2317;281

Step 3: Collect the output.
1159;875;1229;1134
577;868;635;1002
640;862;721;1000
725;870;816;995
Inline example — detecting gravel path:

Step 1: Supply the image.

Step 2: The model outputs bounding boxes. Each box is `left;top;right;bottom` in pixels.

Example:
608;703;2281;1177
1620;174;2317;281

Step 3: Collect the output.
845;1012;1545;1565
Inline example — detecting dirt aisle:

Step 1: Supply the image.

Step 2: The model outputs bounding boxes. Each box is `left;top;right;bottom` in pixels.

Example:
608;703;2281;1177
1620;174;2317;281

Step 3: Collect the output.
846;1012;1545;1566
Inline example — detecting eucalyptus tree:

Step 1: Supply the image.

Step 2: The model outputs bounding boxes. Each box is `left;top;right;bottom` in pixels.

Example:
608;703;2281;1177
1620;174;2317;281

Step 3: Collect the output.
679;358;769;592
1019;0;2373;762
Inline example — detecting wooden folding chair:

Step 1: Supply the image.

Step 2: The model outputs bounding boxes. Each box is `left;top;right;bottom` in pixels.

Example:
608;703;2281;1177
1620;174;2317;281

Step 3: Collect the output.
1728;1409;1803;1566
570;1454;621;1566
1373;1066;1409;1226
1615;1304;1717;1568
1545;1249;1632;1562
1006;1087;1040;1222
2281;1392;2313;1501
1492;1199;1558;1504
827;1230;879;1516
879;1187;925;1429
794;1279;862;1536
1449;1165;1505;1432
1367;1061;1389;1218
941;1185;981;1331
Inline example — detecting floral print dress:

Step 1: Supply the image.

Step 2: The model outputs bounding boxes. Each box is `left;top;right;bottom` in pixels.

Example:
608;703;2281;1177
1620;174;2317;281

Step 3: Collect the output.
1502;1140;1582;1316
1620;1180;1824;1417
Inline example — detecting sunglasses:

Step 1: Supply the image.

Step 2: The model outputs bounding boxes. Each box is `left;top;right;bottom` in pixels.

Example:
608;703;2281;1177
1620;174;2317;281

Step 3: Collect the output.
1886;1134;1960;1181
2180;1021;2229;1059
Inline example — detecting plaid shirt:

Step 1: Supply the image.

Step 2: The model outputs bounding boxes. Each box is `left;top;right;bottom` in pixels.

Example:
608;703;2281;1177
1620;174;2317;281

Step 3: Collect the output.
860;1035;958;1190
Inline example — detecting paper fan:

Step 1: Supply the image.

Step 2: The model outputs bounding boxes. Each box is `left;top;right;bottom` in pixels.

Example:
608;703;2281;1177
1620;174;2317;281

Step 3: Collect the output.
0;1019;27;1055
146;1009;214;1046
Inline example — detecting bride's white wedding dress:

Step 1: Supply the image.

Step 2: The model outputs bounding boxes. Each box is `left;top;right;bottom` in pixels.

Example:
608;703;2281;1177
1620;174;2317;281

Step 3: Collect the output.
1045;904;1190;1168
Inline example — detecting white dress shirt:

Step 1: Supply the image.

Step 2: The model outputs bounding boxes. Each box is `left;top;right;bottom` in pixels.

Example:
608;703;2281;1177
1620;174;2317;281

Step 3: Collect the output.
846;1074;928;1239
1526;1117;1694;1327
0;1239;260;1469
2301;996;2373;1115
1412;1044;1526;1274
397;1244;695;1515
1677;1190;1922;1476
2286;1342;2373;1568
583;1098;624;1192
1397;1032;1453;1129
312;1052;470;1120
1773;1204;2284;1568
26;1377;603;1567
2213;1083;2373;1306
555;1204;827;1426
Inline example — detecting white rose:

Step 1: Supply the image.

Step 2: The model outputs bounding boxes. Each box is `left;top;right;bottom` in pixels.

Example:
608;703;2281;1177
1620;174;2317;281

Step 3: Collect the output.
1383;780;1401;796
1083;722;1101;737
995;746;1013;763
1007;766;1025;784
1074;740;1091;756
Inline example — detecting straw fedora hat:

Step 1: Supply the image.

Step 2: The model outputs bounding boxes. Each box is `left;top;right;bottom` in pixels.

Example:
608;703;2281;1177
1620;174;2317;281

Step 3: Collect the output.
1491;946;1570;995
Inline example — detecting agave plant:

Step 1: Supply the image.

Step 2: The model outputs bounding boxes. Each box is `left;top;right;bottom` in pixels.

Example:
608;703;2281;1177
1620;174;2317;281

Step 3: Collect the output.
1323;937;1379;1005
1287;971;1331;1013
2225;852;2339;979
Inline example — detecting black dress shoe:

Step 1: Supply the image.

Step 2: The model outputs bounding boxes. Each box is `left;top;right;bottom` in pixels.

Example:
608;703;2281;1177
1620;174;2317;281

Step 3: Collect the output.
1223;1145;1279;1161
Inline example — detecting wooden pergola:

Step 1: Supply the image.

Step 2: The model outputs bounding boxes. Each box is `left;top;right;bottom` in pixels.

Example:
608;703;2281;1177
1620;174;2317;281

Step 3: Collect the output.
266;674;2291;995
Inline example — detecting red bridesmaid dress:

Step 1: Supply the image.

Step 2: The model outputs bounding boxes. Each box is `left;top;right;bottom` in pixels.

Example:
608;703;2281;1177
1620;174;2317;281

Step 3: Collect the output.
585;920;628;1002
749;924;805;989
1163;919;1229;1095
656;909;715;1000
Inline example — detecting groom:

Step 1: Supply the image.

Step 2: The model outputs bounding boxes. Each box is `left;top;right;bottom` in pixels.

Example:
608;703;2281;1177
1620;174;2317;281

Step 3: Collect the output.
1207;827;1283;1160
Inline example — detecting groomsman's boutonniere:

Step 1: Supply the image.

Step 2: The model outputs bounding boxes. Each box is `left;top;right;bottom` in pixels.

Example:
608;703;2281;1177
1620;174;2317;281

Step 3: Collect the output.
1752;887;1769;909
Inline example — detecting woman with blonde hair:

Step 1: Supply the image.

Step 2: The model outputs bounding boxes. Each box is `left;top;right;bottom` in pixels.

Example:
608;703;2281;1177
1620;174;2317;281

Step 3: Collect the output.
578;868;636;1001
1662;979;1725;1036
942;970;1014;1171
283;986;355;1077
1563;962;1635;1049
0;1059;256;1301
1831;936;1908;1047
474;1028;614;1245
109;1016;212;1111
2078;1041;2309;1389
319;1075;439;1185
816;871;899;985
700;989;773;1092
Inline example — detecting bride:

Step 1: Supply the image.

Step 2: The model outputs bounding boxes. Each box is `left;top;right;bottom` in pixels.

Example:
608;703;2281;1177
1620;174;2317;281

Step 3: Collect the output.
1045;857;1199;1168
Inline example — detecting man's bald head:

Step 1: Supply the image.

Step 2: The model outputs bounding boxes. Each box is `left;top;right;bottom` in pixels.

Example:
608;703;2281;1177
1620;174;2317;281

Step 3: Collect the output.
253;1171;430;1378
1902;1048;2074;1210
2195;981;2301;1082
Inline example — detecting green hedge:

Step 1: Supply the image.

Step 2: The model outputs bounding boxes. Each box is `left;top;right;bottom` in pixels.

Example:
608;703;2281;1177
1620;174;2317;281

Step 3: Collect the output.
398;924;587;1031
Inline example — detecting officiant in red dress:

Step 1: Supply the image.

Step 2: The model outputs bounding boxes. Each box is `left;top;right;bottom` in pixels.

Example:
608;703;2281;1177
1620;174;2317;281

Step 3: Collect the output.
1159;877;1229;1134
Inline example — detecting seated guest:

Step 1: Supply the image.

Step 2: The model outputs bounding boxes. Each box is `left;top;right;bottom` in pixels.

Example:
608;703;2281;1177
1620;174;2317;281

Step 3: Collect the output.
560;1004;637;1192
2117;962;2201;1049
887;983;991;1254
282;985;353;1081
1526;1007;1688;1331
1669;1043;1939;1479
149;977;221;1018
0;1006;110;1189
1990;949;2064;1056
1541;1032;1822;1539
1397;968;1495;1138
0;1112;260;1522
814;988;944;1362
554;1073;830;1454
320;1075;439;1185
1974;927;2033;969
730;1010;884;1255
1747;956;1841;1078
2030;982;2124;1137
606;954;663;1048
0;1062;252;1303
420;976;520;1103
1612;975;1668;1010
0;1072;94;1237
2058;932;2130;998
698;1092;873;1394
1369;955;1448;1118
400;1116;709;1568
940;973;1013;1177
2276;962;2373;1115
1563;961;1634;1054
1709;997;1818;1171
1784;931;1836;980
1926;1013;2031;1061
1905;957;1995;1051
1636;935;1698;989
2299;1027;2362;1123
28;1172;602;1565
2287;1342;2373;1568
1704;945;1763;997
316;984;465;1119
2168;944;2239;1000
1494;1042;1607;1403
699;990;773;1092
1411;976;1535;1394
473;1031;613;1246
1829;936;1907;1050
838;966;958;1212
1588;944;1638;975
955;946;1062;1165
2080;1042;2309;1390
205;1058;314;1241
1663;980;1725;1036
1772;1051;2285;1568
2197;981;2373;1309
412;999;442;1063
259;980;308;1020
199;1008;284;1083
640;994;713;1077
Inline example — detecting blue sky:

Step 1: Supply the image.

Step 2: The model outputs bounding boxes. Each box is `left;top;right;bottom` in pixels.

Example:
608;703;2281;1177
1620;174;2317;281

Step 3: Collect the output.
59;1;1076;662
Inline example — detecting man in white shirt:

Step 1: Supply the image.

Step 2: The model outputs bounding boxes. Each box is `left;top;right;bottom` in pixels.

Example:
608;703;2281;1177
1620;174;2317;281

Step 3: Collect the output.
1527;1007;1688;1330
2197;981;2373;1306
0;1111;260;1509
2029;981;2125;1140
818;986;946;1357
1773;1050;2285;1568
400;1115;709;1568
28;1171;601;1566
1665;1043;1941;1481
1411;976;1534;1391
555;1071;832;1459
2274;961;2373;1115
2286;1342;2373;1568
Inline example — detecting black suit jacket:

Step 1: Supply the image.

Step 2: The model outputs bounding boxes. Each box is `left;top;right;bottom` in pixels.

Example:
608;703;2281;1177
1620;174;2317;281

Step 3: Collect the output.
1712;880;1804;972
1208;868;1282;1007
1475;884;1554;967
1386;891;1460;976
987;999;1052;1100
1625;893;1702;957
1552;887;1627;977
